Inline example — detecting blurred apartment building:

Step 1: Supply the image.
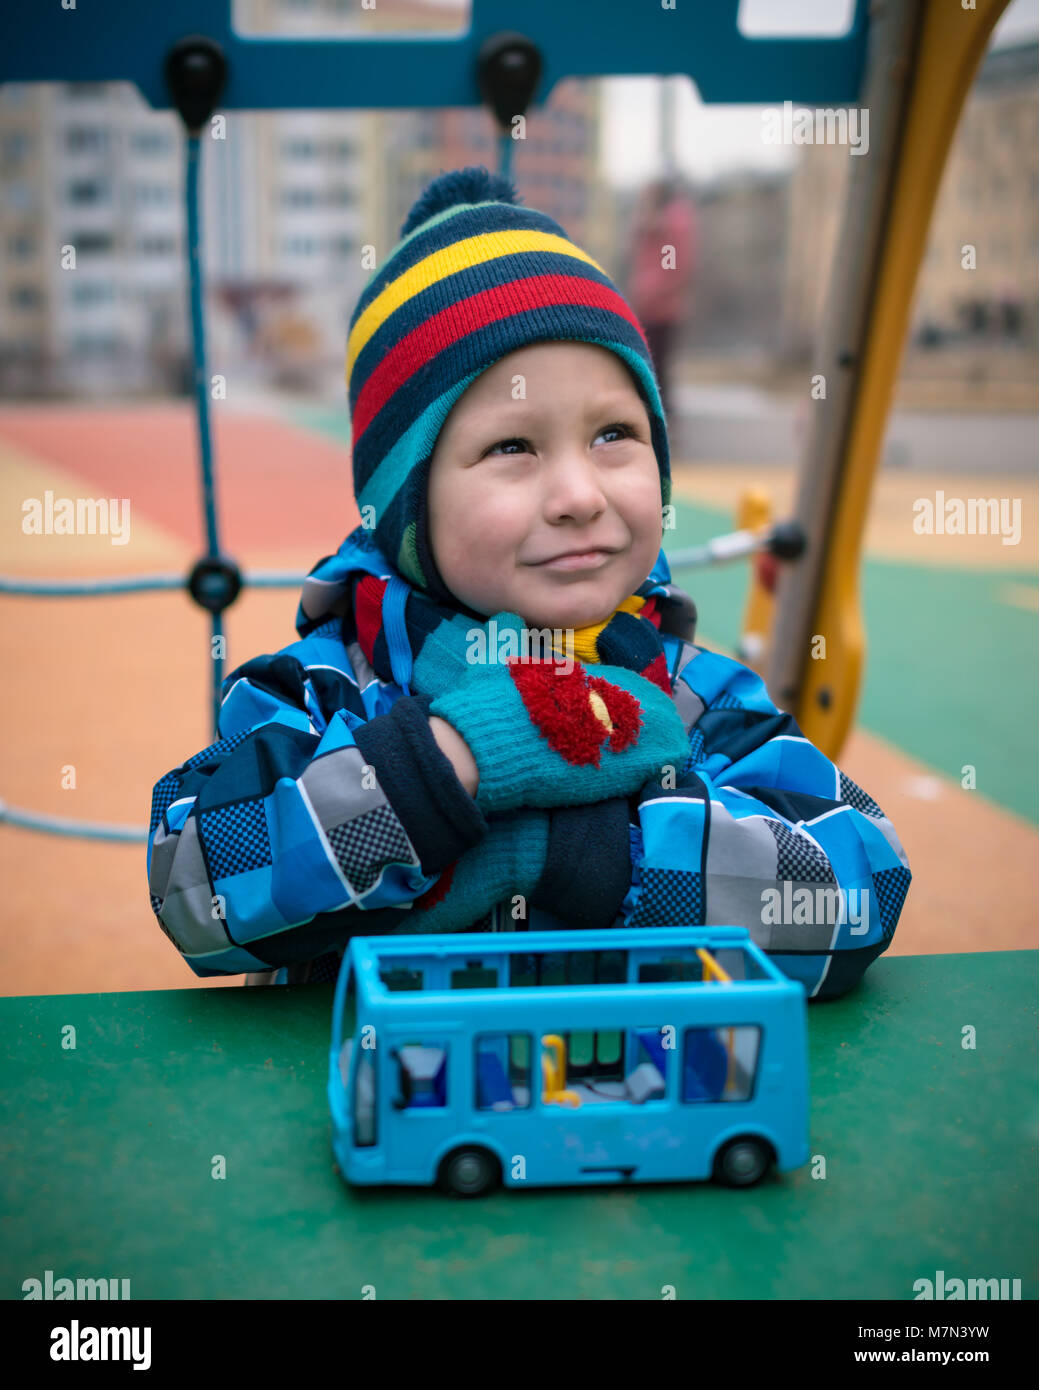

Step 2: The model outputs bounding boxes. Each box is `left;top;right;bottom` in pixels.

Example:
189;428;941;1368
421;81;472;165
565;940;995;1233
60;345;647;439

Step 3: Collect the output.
0;0;604;400
780;37;1039;360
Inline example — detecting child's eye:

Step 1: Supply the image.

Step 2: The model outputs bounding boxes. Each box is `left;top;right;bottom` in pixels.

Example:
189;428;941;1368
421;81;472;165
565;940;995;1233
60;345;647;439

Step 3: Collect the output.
596;421;637;444
483;422;637;458
484;436;532;457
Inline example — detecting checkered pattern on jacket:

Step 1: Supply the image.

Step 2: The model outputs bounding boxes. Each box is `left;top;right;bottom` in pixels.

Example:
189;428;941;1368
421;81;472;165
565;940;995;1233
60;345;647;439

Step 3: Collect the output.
147;618;911;1001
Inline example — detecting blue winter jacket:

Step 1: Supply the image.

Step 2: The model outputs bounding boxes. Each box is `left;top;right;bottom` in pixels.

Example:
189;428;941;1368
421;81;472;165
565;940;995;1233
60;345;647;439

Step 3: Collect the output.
146;532;911;999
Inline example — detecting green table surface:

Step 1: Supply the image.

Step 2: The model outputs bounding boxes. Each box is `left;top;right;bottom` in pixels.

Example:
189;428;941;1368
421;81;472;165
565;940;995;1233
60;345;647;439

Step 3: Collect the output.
3;950;1037;1300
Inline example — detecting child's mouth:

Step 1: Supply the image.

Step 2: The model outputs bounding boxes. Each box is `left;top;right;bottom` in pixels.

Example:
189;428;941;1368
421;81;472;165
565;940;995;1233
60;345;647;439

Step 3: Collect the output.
536;549;614;572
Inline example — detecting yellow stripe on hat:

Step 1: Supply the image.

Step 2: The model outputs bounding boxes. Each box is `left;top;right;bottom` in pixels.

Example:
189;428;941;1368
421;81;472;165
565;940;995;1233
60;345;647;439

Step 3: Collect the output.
346;229;608;382
549;594;648;665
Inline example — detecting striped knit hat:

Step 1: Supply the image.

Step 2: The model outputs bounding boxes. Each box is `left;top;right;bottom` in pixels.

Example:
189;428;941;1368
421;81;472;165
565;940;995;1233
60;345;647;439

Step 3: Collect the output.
345;165;672;606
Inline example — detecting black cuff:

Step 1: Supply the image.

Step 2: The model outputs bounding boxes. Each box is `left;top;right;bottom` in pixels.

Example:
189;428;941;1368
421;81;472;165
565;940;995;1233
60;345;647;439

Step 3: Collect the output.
530;798;632;930
352;693;488;875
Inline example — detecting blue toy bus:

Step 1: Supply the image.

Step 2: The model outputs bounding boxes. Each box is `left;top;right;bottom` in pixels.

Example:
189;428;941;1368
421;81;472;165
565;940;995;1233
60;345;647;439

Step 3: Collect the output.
328;927;810;1197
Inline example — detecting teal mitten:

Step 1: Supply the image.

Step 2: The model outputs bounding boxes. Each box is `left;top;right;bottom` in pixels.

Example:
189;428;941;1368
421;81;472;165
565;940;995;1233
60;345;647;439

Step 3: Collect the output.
408;806;550;933
427;612;689;814
411;608;494;700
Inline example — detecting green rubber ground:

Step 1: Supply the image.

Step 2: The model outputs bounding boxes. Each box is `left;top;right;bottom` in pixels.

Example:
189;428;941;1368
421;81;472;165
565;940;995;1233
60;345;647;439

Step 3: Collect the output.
663;500;1039;829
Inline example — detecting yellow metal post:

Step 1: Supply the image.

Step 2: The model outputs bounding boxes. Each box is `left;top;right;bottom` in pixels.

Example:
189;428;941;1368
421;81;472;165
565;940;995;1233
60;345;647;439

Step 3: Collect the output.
777;0;1011;759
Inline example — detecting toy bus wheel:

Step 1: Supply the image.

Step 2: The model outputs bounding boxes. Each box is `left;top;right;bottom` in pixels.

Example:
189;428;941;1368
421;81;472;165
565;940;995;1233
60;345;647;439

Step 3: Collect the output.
712;1137;773;1188
437;1147;501;1198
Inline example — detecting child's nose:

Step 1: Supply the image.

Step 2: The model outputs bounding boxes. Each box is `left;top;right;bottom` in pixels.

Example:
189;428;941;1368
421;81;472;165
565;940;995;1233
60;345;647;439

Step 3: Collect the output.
542;449;609;509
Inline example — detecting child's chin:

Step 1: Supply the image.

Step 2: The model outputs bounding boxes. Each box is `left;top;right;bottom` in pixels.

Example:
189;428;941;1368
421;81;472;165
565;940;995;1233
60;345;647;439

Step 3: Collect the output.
519;599;618;632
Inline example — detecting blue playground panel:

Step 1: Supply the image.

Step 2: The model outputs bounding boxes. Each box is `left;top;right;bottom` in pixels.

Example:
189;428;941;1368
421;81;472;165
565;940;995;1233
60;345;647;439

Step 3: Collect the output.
2;0;870;108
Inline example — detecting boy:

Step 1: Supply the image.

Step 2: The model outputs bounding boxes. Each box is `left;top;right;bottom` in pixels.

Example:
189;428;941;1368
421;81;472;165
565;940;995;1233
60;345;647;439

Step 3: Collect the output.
147;166;911;998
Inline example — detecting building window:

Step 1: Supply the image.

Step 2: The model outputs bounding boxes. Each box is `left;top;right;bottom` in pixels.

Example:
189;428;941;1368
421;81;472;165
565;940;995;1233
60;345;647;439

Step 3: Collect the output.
68;180;110;205
70;333;122;354
69;231;115;255
131;128;175;156
10;285;43;310
65;127;109;155
138;235;177;256
2;131;31;164
71;282;116;306
4;183;34;213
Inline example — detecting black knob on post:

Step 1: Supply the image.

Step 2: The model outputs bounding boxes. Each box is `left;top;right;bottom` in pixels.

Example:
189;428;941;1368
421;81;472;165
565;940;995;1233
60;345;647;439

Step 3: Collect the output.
477;31;543;133
187;555;242;614
164;36;228;135
767;521;807;562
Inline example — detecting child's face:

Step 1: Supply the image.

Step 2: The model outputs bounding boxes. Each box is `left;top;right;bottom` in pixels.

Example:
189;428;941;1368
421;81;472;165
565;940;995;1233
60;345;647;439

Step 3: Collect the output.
427;342;663;632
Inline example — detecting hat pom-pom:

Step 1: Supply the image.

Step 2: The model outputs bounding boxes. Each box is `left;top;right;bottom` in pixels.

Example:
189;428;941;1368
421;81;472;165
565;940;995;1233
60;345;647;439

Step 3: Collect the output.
400;165;522;238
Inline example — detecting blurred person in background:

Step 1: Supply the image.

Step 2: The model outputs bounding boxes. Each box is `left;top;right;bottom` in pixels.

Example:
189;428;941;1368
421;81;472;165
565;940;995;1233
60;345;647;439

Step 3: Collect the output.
626;176;697;422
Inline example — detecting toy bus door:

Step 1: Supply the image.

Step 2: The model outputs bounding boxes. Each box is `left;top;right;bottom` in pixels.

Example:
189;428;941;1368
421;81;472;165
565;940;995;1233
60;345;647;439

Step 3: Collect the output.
383;1026;462;1179
535;1029;666;1183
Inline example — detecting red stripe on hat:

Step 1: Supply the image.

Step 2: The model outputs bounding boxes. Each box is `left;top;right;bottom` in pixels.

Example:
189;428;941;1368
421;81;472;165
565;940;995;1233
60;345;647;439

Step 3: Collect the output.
353;274;648;446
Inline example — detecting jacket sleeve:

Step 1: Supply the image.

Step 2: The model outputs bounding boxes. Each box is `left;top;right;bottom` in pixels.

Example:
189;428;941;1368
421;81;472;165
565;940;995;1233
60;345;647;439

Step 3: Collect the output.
146;641;488;977
621;644;912;1001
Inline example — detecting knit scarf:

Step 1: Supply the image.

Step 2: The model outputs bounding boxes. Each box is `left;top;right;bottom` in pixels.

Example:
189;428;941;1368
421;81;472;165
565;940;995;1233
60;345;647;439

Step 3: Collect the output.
338;565;694;937
352;573;675;693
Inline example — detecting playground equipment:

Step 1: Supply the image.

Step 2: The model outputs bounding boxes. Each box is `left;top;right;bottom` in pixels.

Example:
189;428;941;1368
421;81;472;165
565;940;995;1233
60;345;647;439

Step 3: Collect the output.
0;0;1013;846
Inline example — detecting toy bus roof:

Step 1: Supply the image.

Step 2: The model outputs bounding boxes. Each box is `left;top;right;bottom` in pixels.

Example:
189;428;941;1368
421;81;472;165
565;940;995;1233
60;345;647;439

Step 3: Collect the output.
346;926;798;1002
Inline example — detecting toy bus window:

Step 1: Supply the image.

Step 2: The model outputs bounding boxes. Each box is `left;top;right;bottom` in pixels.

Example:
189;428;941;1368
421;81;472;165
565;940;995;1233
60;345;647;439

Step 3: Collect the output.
341;961;357;1043
509;953;537;988
508;949;628;988
567;951;596;986
540;952;567;987
510;1033;530;1074
450;961;498;989
395;1043;448;1108
474;1033;532;1111
638;955;703;984
354;1047;376;1147
710;948;770;982
543;1031;650;1101
379;967;423;992
596;950;627;984
681;1026;761;1103
565;1028;621;1072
